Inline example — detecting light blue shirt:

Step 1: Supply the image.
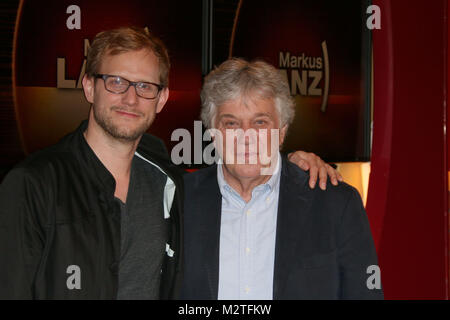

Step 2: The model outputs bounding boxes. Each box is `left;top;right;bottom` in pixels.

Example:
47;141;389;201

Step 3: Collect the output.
217;154;281;300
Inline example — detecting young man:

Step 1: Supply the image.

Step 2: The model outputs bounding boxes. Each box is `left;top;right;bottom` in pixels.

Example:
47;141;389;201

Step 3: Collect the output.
0;27;339;299
0;27;182;299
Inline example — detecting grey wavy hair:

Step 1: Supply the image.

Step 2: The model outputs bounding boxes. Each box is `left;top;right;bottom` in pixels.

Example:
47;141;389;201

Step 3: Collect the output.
200;58;295;129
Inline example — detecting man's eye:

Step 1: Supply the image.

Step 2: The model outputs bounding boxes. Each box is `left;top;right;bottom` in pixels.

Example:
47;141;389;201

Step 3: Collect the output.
224;121;237;127
137;82;151;90
110;77;126;85
255;120;267;125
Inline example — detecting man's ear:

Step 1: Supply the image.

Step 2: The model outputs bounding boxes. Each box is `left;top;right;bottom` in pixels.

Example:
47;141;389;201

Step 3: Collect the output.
82;74;95;104
279;124;288;146
156;87;169;113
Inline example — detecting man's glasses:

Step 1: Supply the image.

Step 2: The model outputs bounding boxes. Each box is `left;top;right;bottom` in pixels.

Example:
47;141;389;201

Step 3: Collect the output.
94;74;164;100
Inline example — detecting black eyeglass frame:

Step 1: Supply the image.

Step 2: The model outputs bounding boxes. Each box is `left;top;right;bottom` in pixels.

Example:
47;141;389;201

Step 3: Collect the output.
94;73;165;100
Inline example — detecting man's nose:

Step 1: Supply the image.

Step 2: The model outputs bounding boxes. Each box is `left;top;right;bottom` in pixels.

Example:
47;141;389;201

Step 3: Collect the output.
236;126;257;145
122;84;138;105
241;122;251;131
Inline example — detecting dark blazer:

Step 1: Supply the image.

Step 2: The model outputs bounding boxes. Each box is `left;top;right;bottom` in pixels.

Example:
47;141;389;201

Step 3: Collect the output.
181;156;383;299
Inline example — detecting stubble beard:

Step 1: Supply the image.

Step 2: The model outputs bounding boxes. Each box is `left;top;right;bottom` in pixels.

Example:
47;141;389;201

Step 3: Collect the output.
93;104;151;142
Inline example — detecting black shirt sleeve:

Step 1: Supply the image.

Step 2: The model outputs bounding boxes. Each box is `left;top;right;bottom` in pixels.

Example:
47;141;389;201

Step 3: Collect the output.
0;167;46;299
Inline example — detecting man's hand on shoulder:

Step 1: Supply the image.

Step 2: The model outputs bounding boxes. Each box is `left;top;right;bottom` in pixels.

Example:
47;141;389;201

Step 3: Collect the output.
288;151;343;190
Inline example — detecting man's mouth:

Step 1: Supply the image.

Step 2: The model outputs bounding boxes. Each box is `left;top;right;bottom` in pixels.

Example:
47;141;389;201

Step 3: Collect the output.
114;109;140;118
237;152;258;157
235;152;259;164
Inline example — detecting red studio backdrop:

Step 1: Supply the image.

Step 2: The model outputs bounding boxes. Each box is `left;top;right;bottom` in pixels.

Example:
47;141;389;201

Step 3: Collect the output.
368;0;448;299
14;0;202;156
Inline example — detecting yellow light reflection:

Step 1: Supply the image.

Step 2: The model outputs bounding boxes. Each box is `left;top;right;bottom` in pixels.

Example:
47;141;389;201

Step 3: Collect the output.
334;162;371;207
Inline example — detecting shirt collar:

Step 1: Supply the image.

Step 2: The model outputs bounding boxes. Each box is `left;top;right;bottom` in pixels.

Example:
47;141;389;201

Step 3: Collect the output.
217;152;282;199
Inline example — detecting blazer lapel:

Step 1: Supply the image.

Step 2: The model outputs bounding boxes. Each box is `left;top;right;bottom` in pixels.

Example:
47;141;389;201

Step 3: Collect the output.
273;158;313;299
197;166;222;299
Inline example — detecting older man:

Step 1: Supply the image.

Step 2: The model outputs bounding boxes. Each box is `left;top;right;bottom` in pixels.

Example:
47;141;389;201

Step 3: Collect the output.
181;58;383;300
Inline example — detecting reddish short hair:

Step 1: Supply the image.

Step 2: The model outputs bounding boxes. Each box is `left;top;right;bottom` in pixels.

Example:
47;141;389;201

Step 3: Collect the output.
86;26;170;86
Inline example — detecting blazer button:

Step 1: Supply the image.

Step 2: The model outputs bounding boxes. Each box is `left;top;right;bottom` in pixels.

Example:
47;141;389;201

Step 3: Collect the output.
110;261;119;275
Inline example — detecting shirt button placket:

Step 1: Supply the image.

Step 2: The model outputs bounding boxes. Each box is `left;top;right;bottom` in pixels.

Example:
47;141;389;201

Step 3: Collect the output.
246;203;254;299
